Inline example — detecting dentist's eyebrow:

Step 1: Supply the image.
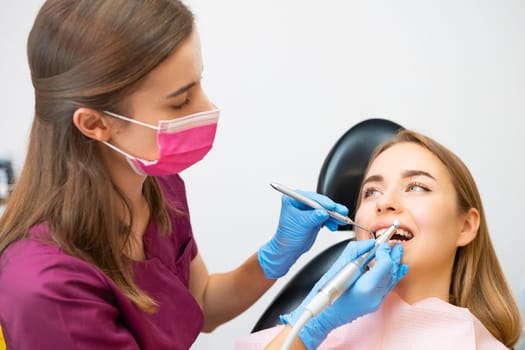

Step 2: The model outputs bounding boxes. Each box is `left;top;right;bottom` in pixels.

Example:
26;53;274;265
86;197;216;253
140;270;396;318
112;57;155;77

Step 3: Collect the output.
401;169;436;181
165;81;196;99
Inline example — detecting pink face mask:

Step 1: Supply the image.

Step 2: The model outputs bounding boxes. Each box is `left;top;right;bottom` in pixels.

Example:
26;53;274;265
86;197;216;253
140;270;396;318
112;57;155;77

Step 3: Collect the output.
102;108;219;176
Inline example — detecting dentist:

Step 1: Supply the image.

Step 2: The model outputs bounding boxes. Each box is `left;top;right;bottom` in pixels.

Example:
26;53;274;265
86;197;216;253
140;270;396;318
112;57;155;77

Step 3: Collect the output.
0;1;406;349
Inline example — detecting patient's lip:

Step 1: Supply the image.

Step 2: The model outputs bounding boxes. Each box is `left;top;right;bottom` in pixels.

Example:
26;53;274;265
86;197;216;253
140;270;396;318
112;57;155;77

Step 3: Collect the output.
370;221;398;234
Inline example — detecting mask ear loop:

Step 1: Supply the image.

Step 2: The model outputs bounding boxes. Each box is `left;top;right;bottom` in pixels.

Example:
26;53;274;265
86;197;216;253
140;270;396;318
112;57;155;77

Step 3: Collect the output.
101;140;138;160
103;110;159;130
101;111;159;173
100;141;149;176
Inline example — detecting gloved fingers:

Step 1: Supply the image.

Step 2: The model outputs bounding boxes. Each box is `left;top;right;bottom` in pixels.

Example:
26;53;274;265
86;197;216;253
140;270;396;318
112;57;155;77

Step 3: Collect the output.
299;244;405;347
305;209;330;228
390;243;403;263
397;264;409;282
388;243;409;285
275;208;326;247
386;244;404;290
389;244;403;276
325;202;350;230
280;194;338;227
324;218;343;231
293;190;335;210
355;244;395;291
313;239;375;289
279;194;329;228
283;190;349;231
387;244;409;286
340;239;375;264
364;243;408;292
330;240;375;275
293;190;349;217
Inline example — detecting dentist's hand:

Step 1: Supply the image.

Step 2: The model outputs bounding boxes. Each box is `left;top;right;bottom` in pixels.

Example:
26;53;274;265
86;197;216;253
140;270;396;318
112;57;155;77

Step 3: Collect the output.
281;240;408;350
258;190;348;279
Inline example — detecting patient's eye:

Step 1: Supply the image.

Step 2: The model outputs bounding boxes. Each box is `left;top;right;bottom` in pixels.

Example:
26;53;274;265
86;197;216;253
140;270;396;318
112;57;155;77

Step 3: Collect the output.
406;182;430;192
363;187;381;198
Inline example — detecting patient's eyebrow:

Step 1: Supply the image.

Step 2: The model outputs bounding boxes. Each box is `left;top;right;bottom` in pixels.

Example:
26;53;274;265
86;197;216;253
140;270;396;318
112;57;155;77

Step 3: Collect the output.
362;170;436;186
362;174;383;186
401;169;436;181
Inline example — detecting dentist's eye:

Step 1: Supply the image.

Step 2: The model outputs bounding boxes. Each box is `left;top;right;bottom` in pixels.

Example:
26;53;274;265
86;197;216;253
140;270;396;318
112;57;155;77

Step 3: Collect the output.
172;97;191;110
407;182;430;192
363;187;382;198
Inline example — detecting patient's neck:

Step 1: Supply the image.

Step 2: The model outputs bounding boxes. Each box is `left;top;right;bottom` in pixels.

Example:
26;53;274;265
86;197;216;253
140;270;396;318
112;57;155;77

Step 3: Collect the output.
394;267;452;304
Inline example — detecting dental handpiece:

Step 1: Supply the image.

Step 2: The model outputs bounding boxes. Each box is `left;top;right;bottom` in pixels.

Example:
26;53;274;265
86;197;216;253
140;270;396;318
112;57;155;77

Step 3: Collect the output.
305;220;401;317
270;182;373;235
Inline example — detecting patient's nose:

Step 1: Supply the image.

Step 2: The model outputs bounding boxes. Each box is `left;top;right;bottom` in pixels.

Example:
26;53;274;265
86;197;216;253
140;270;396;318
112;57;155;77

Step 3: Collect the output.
375;191;402;214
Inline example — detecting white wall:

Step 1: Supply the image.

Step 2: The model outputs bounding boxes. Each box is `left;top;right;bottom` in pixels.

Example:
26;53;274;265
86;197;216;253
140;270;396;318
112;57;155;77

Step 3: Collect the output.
1;1;524;349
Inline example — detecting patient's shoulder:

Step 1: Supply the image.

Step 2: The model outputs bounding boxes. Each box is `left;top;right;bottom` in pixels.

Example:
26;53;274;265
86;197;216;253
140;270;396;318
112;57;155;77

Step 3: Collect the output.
235;325;285;350
471;316;509;349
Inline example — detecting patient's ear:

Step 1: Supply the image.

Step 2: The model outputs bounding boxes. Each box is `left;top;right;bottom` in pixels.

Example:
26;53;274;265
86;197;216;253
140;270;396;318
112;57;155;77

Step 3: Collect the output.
72;108;113;141
456;208;480;247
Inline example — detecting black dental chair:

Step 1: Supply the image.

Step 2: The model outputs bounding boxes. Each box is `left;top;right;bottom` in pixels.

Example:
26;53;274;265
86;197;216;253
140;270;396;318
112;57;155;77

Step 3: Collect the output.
252;118;403;332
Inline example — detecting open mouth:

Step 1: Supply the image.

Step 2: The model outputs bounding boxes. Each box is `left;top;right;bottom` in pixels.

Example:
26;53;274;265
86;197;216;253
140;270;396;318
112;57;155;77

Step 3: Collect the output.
374;227;414;242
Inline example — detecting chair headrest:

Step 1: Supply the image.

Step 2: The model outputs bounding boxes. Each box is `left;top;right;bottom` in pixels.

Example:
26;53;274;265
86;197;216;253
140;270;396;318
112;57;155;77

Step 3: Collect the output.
316;118;403;227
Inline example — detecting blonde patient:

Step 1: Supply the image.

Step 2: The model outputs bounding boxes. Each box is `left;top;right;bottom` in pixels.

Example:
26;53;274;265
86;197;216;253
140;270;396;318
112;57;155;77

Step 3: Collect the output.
237;129;522;349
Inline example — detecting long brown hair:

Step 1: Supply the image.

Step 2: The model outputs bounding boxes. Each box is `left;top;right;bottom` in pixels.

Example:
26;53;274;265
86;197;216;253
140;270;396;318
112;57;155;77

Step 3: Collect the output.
358;129;522;348
0;0;194;312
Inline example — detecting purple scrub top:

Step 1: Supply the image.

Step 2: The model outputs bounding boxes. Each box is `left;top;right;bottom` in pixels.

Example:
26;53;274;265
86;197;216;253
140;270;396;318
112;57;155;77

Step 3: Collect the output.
0;175;204;349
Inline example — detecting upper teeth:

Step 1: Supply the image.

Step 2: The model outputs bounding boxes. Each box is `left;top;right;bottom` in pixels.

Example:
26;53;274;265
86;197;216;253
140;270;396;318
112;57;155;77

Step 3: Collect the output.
375;228;413;239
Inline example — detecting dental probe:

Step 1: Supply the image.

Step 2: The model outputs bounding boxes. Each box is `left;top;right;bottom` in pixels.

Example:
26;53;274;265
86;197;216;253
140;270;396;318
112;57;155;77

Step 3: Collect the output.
270;182;373;235
281;220;400;350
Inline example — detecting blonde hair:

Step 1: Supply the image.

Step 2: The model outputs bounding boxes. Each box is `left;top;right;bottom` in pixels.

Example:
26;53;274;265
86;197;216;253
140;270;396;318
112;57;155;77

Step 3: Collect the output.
358;129;522;348
0;0;194;312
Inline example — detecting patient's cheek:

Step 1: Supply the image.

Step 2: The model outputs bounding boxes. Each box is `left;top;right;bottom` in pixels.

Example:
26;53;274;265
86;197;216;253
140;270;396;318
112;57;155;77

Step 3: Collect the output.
355;230;370;241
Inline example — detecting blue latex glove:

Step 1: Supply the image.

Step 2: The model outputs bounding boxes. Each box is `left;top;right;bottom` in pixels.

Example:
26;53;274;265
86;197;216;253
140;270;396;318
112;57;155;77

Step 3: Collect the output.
258;190;348;279
281;240;408;350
